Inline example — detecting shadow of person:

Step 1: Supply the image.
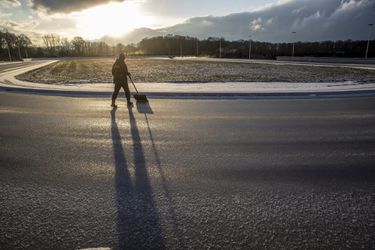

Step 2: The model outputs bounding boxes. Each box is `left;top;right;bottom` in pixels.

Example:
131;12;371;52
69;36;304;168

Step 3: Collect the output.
135;101;186;248
143;112;187;249
111;107;165;249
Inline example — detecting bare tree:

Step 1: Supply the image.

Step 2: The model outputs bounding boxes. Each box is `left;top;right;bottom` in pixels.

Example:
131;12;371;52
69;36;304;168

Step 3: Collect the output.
42;34;60;55
2;29;17;61
15;36;22;59
42;34;51;50
0;30;4;53
97;41;108;56
51;34;61;53
60;38;72;56
19;34;32;58
71;36;85;55
15;34;32;59
84;41;92;56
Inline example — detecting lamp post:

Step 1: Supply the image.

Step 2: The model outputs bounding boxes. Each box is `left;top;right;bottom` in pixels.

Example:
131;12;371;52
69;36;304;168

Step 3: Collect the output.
180;38;182;57
167;33;173;57
219;38;222;58
292;32;296;57
365;24;373;59
168;42;171;57
196;40;199;57
248;35;252;60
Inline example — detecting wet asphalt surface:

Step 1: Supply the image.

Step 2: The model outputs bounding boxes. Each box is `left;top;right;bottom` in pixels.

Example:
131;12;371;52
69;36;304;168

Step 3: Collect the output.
0;92;375;249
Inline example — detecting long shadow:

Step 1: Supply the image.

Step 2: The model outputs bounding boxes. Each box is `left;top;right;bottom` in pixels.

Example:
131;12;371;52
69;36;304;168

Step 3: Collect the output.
143;113;187;249
111;107;165;249
135;101;186;248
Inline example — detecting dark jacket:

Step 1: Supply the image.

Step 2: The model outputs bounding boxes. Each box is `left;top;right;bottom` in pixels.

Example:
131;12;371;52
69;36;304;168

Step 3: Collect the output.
112;59;129;84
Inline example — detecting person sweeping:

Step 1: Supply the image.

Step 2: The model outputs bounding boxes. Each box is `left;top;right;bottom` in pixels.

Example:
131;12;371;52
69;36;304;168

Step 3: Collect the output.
111;53;133;108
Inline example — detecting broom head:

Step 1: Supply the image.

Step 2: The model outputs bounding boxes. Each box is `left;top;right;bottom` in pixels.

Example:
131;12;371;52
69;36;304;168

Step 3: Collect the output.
134;94;148;102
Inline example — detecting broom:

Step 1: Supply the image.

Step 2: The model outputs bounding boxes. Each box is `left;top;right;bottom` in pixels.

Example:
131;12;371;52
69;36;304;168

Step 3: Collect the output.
129;75;148;102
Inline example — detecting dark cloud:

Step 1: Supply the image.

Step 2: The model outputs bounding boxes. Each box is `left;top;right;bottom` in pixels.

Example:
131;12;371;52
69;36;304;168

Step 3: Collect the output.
168;0;375;42
114;0;375;44
30;0;124;13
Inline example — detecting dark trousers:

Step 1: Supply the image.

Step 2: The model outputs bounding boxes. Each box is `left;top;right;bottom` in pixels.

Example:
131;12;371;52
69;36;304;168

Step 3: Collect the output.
112;82;131;104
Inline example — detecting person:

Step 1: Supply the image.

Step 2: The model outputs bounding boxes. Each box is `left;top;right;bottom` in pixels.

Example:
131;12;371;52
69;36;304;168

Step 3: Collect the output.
111;53;133;107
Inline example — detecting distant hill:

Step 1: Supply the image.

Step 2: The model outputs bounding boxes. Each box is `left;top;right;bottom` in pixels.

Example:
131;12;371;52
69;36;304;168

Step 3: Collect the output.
100;28;163;45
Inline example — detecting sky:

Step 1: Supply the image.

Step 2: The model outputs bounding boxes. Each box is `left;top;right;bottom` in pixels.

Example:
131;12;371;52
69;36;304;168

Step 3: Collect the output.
1;0;374;45
0;0;277;42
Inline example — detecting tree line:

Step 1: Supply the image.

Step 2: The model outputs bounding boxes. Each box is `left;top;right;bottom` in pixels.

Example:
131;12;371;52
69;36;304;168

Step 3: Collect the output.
1;29;374;61
139;35;374;59
0;29;117;60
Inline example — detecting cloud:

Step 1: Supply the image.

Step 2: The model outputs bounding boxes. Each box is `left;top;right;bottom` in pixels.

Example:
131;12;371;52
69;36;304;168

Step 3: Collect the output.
336;0;372;12
34;16;76;35
0;0;21;7
254;0;293;12
0;0;76;44
29;0;124;13
250;18;263;31
139;0;280;19
291;7;304;14
0;17;43;44
2;0;19;3
118;0;375;43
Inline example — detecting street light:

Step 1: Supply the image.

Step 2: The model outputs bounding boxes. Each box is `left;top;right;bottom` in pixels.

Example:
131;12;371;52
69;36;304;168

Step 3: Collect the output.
196;40;199;57
248;35;252;60
168;42;171;57
365;24;373;59
292;32;296;57
180;38;182;57
167;33;173;57
219;38;222;58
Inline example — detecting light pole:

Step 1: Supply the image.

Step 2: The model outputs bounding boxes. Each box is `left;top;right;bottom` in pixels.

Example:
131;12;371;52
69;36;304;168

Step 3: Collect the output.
167;34;173;57
365;24;373;59
196;40;199;57
248;35;252;60
180;39;182;57
168;41;171;57
292;32;296;57
219;38;222;58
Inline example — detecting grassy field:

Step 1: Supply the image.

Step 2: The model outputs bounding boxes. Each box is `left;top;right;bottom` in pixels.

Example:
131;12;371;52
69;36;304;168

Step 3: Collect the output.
16;57;375;84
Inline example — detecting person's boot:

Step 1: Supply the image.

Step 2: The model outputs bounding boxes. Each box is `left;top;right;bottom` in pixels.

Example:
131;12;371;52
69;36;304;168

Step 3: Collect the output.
127;101;133;106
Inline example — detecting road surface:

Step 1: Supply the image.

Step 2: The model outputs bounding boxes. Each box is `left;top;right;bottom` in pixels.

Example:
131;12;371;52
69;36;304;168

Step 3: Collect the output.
1;92;375;249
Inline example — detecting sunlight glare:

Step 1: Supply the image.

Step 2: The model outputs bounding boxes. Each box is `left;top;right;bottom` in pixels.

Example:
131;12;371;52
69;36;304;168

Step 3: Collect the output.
76;1;155;39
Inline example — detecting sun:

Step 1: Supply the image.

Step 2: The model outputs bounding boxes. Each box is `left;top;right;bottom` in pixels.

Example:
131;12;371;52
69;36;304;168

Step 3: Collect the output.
75;1;155;39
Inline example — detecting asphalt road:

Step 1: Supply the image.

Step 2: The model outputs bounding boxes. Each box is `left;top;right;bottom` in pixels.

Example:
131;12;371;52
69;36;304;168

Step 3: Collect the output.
1;92;375;249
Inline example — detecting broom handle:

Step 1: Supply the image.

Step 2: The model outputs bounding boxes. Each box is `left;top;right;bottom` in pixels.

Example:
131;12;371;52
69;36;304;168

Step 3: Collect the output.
129;75;139;94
